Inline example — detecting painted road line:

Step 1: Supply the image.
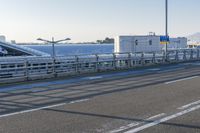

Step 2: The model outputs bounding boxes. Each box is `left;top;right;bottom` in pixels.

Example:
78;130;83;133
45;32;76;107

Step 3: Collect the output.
109;113;165;133
83;76;103;80
164;76;199;84
69;99;90;104
109;122;140;133
0;103;66;119
0;98;90;118
146;113;166;120
178;100;200;110
88;76;103;80
124;104;200;133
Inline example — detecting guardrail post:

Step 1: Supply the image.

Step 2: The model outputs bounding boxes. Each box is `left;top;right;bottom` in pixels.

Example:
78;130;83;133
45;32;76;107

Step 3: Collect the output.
152;52;156;64
183;50;186;61
75;55;79;73
113;53;117;70
95;54;99;72
128;53;132;68
162;51;166;63
141;53;145;65
190;49;193;60
24;59;29;81
167;51;170;62
197;49;200;59
52;57;57;77
134;53;137;66
175;50;179;61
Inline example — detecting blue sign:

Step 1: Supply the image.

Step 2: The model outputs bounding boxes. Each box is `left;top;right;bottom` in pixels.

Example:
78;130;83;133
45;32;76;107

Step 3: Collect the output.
160;36;169;44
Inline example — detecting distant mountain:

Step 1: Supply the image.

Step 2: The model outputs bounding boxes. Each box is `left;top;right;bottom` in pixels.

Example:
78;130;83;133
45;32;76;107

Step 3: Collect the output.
187;32;200;43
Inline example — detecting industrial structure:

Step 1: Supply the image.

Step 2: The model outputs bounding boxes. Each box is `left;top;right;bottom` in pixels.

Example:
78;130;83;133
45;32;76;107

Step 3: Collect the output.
114;35;187;53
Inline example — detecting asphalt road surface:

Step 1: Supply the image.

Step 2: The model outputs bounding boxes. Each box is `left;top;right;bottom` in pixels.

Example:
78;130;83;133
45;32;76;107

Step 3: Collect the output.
0;62;200;133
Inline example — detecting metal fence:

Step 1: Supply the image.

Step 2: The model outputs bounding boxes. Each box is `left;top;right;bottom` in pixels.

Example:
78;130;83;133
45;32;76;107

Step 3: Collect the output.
0;49;199;84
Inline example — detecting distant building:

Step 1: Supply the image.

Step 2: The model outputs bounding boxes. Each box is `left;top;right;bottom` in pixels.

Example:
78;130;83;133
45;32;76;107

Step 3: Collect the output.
168;37;187;49
11;40;16;44
114;35;187;53
0;35;6;42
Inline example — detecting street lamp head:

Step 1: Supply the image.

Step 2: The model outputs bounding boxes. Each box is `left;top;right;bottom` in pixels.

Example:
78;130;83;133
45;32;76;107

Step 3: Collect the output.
37;37;71;44
37;38;43;41
37;38;51;43
65;38;71;41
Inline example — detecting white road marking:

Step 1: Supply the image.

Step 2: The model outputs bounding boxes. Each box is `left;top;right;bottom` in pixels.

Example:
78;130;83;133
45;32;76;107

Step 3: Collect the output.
0;98;90;119
178;100;200;110
109;123;139;133
69;99;90;104
87;76;103;80
124;104;200;133
0;103;66;118
146;113;166;120
164;76;199;84
109;113;165;133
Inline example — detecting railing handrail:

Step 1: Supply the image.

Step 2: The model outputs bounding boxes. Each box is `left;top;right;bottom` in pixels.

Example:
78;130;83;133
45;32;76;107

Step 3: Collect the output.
0;48;199;84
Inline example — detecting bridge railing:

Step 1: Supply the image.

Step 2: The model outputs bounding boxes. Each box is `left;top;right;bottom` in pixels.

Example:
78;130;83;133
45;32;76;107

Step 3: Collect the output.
0;49;199;84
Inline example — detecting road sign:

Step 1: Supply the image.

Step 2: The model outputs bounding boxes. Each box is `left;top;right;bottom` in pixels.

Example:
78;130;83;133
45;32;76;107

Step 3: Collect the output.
160;36;169;44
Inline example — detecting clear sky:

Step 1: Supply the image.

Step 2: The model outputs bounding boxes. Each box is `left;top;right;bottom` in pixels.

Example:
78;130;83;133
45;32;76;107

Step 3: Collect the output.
0;0;199;42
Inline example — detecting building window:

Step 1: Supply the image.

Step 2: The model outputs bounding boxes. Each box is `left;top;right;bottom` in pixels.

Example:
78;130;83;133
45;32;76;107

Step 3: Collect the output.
149;40;152;45
135;40;138;45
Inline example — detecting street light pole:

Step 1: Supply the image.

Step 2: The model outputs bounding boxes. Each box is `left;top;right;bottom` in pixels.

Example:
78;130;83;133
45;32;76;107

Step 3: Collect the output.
52;37;55;58
165;0;168;60
134;40;138;65
37;37;71;77
37;37;71;58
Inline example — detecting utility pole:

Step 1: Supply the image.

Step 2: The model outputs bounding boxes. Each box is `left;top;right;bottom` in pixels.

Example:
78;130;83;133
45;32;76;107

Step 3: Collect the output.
165;0;168;60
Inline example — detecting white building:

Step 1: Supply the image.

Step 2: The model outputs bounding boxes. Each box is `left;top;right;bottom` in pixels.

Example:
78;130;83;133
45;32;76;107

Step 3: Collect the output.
115;35;162;53
114;35;187;53
168;37;187;49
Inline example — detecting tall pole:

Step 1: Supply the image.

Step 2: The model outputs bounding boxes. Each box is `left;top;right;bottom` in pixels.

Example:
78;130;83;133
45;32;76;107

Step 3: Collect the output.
52;37;55;58
37;37;71;77
37;37;71;58
165;0;168;60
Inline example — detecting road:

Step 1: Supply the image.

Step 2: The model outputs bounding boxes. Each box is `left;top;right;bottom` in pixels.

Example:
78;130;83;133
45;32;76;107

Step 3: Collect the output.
0;62;200;133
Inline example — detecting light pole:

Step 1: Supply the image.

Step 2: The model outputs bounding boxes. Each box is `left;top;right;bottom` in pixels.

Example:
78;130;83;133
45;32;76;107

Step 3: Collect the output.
165;0;168;60
37;37;71;77
37;37;71;58
134;40;138;65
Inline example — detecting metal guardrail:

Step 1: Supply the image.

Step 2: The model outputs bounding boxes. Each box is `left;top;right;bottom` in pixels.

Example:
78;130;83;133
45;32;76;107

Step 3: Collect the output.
0;49;199;84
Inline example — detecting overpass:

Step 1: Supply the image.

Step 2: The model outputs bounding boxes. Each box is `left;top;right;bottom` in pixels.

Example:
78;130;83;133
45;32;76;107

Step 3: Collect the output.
0;41;49;56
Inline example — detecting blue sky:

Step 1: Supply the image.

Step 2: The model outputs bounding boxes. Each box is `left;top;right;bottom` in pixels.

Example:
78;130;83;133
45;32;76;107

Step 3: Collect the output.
0;0;199;42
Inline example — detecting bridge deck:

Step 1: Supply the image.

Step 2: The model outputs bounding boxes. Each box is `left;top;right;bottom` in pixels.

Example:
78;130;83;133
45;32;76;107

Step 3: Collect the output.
0;62;200;133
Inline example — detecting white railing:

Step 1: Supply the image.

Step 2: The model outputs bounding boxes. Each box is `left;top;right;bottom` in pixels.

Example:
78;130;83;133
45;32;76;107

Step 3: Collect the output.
0;49;199;84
